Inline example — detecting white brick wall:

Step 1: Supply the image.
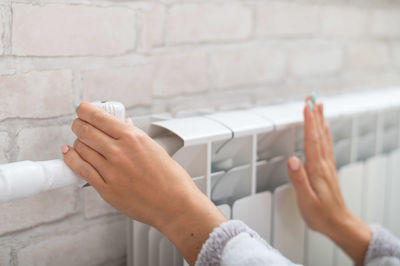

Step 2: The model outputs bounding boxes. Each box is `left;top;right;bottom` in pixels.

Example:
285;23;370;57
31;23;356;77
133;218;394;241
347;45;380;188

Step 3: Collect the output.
395;44;400;68
83;187;118;219
0;247;11;266
153;52;208;97
0;132;9;163
371;9;400;38
82;65;153;108
255;2;319;37
290;43;343;77
17;125;75;161
0;187;76;236
12;4;136;56
166;3;252;44
17;220;125;266
321;7;367;38
347;42;389;70
0;70;73;120
0;0;399;265
210;46;287;89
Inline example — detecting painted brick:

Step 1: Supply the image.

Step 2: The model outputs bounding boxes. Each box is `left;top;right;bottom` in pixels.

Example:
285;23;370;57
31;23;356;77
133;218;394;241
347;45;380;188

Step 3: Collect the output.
12;4;135;56
17;220;126;266
255;2;319;37
0;187;76;236
0;247;11;266
82;65;153;108
210;46;287;89
0;132;9;163
347;42;389;70
321;7;367;38
17;125;74;161
290;43;343;77
82;187;117;219
153;52;208;97
394;44;400;68
0;11;3;55
143;4;166;47
371;9;400;38
166;3;252;44
0;70;73;120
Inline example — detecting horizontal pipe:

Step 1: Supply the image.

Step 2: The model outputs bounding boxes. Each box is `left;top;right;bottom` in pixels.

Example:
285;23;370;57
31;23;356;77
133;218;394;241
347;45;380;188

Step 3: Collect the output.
0;135;182;203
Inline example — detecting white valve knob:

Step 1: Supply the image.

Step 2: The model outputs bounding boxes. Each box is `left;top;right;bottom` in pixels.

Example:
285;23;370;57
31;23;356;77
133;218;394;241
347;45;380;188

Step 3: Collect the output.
91;101;126;122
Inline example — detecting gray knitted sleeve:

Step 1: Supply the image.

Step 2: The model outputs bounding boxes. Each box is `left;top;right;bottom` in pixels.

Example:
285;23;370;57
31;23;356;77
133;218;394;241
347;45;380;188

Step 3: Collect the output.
194;220;271;266
365;225;400;265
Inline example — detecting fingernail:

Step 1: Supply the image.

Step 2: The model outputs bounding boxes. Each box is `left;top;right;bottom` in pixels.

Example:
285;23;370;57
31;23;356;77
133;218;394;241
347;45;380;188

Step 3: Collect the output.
75;103;80;112
288;157;300;171
311;91;317;103
61;145;69;154
307;100;314;111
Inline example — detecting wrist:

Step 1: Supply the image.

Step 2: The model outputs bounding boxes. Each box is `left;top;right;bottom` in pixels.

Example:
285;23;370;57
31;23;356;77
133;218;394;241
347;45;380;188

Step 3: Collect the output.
156;190;227;265
327;211;372;266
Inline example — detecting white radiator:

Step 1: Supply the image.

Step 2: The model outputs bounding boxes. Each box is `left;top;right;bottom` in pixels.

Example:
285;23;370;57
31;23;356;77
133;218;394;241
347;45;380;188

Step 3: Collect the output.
0;89;399;265
126;88;400;266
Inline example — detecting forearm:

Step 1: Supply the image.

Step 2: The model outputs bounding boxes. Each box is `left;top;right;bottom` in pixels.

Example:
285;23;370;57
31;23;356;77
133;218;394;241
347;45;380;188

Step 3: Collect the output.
157;191;227;265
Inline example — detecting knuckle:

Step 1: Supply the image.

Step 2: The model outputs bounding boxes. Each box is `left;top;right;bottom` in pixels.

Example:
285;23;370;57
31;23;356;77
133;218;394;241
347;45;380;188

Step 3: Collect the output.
81;166;95;181
128;131;146;145
77;123;90;137
91;109;107;125
75;141;84;154
108;146;122;159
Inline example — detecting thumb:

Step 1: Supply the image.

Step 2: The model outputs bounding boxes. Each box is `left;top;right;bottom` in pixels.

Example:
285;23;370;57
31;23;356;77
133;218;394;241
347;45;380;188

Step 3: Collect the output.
287;156;317;201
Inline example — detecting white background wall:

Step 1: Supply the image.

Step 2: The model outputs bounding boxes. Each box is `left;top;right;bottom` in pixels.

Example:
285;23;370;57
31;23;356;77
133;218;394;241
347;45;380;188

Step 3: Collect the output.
0;0;400;265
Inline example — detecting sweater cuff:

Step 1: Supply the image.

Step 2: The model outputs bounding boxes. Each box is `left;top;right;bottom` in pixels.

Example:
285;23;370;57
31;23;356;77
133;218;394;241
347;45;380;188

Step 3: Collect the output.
195;220;267;266
364;224;400;264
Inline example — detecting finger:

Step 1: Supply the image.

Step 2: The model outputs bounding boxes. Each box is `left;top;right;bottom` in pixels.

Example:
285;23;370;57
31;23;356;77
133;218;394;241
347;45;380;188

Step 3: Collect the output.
316;103;333;159
125;117;134;127
72;118;115;158
61;145;106;190
76;102;127;139
324;123;336;165
73;139;109;176
306;96;326;150
303;100;323;163
287;156;318;201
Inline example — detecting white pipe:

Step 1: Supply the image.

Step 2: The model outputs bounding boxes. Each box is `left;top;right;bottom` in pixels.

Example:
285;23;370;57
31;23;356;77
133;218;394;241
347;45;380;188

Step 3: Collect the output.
0;136;183;203
0;101;184;203
0;159;84;202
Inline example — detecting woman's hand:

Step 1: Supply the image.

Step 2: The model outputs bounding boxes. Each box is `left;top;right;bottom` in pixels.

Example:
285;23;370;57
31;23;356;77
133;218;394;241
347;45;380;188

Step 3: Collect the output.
287;96;372;266
62;102;226;265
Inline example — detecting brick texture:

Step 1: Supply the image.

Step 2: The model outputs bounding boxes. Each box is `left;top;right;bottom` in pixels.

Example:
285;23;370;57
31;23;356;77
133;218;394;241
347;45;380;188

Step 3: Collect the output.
290;43;343;77
82;187;118;219
12;4;136;56
0;132;8;163
321;7;367;38
153;52;208;97
0;247;11;266
255;2;319;37
82;65;153;108
347;42;389;70
0;70;73;120
166;3;252;44
210;46;287;89
17;125;75;161
371;9;400;38
0;187;76;236
17;220;126;266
